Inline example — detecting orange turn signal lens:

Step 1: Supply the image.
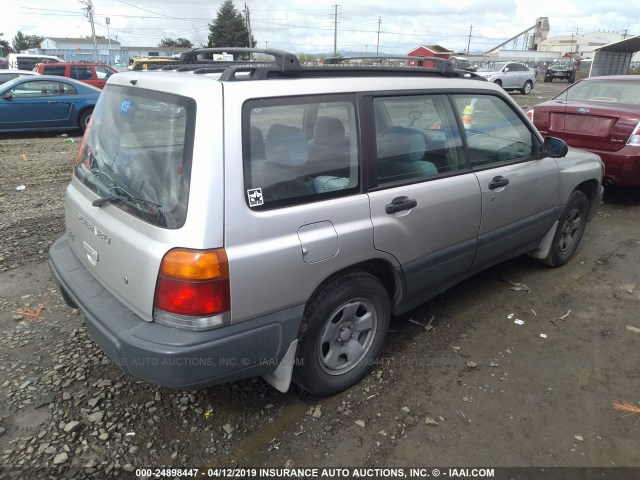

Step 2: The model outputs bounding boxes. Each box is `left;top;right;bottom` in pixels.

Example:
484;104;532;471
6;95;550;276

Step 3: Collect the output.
159;248;228;281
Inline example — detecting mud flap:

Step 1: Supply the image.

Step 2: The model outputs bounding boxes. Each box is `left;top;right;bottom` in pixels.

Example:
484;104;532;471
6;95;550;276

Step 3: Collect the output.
262;339;298;392
528;220;558;260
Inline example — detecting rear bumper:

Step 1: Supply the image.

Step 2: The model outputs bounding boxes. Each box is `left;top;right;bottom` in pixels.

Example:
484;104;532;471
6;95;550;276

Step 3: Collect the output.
596;148;640;186
48;234;303;389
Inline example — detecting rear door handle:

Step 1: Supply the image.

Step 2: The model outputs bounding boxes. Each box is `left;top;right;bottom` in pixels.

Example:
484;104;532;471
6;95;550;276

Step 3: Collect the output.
489;176;509;189
385;196;417;214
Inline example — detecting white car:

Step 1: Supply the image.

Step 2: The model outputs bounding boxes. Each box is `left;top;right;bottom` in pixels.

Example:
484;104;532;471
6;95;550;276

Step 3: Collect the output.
476;61;536;94
0;69;39;85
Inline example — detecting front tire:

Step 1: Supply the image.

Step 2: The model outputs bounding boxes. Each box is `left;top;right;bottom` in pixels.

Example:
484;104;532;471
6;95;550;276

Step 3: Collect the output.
521;80;533;95
294;271;391;396
493;80;502;87
544;191;589;267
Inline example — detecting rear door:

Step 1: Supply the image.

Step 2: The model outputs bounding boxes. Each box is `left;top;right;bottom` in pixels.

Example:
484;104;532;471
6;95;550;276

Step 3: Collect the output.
70;64;96;86
366;93;481;308
452;94;559;267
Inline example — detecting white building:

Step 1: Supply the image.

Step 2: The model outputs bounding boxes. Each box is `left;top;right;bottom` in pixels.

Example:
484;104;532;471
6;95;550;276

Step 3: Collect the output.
536;31;633;60
41;37;121;50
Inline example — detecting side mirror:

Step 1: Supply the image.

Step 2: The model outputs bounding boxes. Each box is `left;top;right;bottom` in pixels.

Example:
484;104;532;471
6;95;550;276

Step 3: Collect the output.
543;137;569;158
1;91;13;100
504;67;509;72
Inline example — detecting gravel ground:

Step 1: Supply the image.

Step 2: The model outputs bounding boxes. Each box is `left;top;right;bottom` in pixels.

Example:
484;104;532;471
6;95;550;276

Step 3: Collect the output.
1;83;639;479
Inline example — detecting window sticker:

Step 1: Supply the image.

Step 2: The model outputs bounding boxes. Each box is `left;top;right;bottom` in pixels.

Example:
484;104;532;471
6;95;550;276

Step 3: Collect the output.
247;188;264;207
120;100;132;114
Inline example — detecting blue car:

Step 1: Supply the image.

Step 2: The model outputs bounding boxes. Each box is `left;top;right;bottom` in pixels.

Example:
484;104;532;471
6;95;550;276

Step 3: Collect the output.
0;75;101;133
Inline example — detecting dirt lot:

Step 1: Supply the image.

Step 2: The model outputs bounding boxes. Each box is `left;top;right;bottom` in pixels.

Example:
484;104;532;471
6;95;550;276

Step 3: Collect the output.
0;82;639;478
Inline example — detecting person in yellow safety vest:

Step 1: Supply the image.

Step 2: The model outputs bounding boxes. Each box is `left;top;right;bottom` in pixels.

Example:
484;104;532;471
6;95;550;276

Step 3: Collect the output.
462;98;478;129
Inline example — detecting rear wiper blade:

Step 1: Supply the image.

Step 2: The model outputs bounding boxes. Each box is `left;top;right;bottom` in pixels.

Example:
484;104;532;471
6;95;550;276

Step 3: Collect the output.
92;194;126;207
92;194;164;211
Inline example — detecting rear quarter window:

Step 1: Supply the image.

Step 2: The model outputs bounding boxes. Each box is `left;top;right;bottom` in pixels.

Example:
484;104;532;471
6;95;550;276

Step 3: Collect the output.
243;96;359;210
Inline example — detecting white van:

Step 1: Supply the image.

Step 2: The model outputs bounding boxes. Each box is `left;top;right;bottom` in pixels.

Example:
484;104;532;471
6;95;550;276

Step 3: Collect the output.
6;53;63;71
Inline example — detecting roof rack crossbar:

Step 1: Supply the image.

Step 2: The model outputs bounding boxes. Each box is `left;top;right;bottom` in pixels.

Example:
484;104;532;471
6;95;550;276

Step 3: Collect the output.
323;55;455;74
179;47;301;72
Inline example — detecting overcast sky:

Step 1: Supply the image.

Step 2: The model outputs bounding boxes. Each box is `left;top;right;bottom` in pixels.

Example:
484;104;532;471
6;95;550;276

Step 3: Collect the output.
2;1;637;54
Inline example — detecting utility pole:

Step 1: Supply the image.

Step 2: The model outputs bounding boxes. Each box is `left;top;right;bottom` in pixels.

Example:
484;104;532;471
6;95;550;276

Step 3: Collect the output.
80;0;98;60
570;27;580;55
466;25;473;55
376;17;382;56
244;3;253;48
332;5;340;57
105;17;112;64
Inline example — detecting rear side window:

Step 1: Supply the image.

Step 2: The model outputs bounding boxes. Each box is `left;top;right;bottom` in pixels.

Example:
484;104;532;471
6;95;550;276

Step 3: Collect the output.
243;96;359;210
71;65;93;81
75;85;196;229
373;94;466;185
42;65;66;76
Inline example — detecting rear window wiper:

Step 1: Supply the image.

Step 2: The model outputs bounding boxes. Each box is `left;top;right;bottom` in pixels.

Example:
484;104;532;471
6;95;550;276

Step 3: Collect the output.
92;194;163;211
93;194;167;227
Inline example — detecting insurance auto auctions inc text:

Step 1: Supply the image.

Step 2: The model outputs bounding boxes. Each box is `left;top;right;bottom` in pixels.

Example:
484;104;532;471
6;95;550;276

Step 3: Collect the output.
254;468;495;478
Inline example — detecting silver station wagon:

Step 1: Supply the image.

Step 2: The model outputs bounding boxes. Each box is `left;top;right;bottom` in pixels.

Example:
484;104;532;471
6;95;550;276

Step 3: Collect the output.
49;49;603;396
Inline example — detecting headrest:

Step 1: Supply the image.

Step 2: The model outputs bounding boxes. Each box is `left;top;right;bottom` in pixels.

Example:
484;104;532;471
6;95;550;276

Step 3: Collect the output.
378;126;426;162
313;116;346;145
265;124;308;166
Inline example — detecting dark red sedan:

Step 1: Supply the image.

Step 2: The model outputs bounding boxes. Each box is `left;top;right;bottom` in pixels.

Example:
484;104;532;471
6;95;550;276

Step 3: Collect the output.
527;75;640;186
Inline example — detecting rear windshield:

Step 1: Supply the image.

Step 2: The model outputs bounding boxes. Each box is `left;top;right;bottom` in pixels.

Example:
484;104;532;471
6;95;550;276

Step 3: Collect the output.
559;80;640;105
75;85;196;228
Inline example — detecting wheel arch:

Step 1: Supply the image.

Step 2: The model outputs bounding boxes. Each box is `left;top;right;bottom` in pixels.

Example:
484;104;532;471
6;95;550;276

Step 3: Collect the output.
77;106;94;132
303;258;401;313
574;179;601;222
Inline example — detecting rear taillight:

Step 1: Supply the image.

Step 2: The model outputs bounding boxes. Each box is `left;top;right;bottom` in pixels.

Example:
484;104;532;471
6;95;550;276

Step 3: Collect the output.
626;120;640;146
76;115;93;165
153;248;230;331
526;109;534;122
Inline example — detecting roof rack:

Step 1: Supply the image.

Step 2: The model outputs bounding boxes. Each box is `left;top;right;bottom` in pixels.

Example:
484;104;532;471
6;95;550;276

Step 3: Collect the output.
147;48;486;82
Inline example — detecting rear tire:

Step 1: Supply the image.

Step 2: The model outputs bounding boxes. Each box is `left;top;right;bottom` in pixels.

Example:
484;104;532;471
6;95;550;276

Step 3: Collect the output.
544;191;589;267
521;80;533;95
78;109;93;133
294;271;390;396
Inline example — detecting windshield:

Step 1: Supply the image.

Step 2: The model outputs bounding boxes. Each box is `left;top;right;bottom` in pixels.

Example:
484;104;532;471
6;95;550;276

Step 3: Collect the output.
477;62;508;73
75;85;196;228
558;80;640;105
